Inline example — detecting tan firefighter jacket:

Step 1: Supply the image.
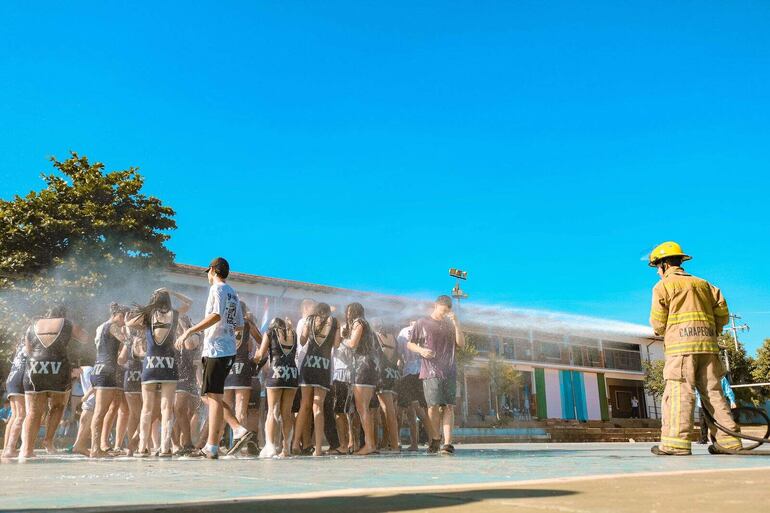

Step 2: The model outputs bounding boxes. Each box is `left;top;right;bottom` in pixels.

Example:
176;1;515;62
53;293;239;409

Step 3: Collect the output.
649;266;729;356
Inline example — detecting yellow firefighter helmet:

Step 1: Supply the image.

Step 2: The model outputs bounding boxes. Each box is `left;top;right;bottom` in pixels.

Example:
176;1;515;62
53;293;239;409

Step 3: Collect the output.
648;241;692;267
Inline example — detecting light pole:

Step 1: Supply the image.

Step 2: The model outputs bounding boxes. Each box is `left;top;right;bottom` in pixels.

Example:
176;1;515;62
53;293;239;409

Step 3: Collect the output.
449;268;469;422
727;314;750;351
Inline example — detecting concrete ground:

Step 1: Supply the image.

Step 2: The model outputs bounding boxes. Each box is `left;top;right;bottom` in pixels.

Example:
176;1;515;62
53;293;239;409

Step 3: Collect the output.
3;443;770;513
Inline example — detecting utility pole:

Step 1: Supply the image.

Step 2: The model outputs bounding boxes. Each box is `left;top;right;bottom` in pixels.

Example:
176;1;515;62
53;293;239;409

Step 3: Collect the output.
727;314;750;351
449;268;468;422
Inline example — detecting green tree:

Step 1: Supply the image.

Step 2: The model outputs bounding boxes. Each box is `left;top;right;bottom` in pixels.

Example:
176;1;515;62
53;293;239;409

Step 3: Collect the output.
643;359;665;402
718;333;755;402
455;333;479;422
751;339;770;399
483;353;522;421
0;152;176;363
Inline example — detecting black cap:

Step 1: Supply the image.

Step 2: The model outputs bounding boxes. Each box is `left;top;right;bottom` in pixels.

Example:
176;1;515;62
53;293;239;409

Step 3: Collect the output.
205;257;230;278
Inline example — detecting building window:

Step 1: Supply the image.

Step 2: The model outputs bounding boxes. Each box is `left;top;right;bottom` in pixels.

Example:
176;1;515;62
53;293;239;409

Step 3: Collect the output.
536;341;563;362
501;336;532;361
603;343;643;372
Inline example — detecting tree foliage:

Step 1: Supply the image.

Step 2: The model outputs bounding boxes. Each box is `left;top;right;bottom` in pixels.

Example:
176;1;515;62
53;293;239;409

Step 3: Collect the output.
0;152;176;365
718;333;756;402
456;333;479;373
483;353;522;420
643;359;665;399
751;339;770;399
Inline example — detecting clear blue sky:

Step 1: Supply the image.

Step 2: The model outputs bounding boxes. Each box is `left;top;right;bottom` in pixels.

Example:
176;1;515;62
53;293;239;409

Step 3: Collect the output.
1;2;769;353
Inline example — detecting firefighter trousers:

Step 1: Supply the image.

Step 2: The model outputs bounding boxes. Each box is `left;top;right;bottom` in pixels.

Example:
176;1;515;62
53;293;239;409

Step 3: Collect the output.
660;353;742;453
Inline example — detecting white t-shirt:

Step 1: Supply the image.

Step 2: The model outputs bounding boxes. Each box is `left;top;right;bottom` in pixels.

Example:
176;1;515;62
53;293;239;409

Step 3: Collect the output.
80;367;95;411
295;316;308;366
631;398;639;408
202;282;243;358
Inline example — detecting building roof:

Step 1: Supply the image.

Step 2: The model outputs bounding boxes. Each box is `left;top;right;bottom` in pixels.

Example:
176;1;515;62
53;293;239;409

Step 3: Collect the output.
168;263;656;343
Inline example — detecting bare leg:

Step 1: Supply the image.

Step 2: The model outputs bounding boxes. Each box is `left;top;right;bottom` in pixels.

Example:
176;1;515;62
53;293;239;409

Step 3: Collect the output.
205;392;226;448
42;391;68;453
335;412;349;453
138;385;156;453
279;389;297;457
100;391;122;451
90;389;116;457
235;389;250;426
2;396;26;458
72;408;94;456
378;393;400;451
353;386;376;455
293;388;314;454
112;393;129;451
43;392;68;453
426;405;442;443
159;383;176;453
442;405;455;445
20;393;46;458
124;394;142;454
312;388;327;456
174;393;193;449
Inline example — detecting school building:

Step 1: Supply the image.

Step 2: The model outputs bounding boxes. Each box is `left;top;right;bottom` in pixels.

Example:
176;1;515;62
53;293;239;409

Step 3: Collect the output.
162;263;663;422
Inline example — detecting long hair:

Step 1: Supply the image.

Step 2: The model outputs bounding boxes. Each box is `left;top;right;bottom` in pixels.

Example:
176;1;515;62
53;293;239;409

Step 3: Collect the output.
135;290;172;327
344;302;365;336
44;304;67;319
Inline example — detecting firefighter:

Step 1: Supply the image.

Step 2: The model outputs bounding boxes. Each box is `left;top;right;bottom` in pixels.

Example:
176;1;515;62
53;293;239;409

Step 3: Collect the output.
647;241;742;455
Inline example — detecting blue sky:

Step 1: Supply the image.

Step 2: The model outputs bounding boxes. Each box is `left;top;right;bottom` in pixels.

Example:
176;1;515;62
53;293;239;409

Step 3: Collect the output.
1;2;769;353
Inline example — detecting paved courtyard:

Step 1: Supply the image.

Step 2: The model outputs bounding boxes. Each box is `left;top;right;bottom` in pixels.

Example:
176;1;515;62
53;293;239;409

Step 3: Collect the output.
3;443;770;512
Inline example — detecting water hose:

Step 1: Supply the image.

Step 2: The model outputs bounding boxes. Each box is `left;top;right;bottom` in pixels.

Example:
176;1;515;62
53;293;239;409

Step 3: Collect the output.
701;406;770;455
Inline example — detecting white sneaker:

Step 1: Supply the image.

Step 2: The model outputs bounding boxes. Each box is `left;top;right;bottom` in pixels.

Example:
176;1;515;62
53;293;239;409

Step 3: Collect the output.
259;443;277;459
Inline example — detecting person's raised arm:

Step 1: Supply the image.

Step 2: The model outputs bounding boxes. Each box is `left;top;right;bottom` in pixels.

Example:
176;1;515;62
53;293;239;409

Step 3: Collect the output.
169;289;193;315
71;323;89;345
178;313;220;345
446;312;465;348
133;337;147;359
299;318;311;346
254;332;270;363
117;342;130;367
248;322;263;349
346;321;364;349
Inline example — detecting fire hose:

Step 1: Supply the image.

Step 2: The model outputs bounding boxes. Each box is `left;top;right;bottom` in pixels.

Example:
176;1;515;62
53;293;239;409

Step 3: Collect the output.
701;406;770;455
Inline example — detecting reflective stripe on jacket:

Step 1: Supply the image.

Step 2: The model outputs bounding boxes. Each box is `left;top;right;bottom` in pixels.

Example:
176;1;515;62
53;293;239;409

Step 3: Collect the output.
649;267;729;356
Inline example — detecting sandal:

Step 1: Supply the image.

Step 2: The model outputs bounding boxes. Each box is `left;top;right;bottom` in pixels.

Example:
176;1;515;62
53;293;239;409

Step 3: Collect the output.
324;447;347;456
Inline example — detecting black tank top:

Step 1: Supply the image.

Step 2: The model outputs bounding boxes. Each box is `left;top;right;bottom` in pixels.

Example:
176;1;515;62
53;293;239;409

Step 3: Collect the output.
268;328;297;369
352;318;373;357
304;317;336;365
234;320;252;363
27;318;72;363
146;310;178;358
94;321;122;370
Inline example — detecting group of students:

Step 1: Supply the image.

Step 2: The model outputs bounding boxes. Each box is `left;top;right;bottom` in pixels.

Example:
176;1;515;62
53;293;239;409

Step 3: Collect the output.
2;256;466;461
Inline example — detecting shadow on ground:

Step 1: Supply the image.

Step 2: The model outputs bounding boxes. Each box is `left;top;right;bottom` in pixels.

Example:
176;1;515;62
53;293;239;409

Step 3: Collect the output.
37;488;578;513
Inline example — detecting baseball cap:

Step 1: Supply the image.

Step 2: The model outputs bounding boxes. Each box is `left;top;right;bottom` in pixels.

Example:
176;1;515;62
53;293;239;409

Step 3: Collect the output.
205;257;230;278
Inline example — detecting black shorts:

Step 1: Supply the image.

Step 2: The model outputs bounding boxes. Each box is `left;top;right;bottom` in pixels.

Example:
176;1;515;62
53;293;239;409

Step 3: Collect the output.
331;380;353;414
201;356;235;396
352;356;378;387
5;368;25;397
396;373;427;408
422;376;457;407
91;369;123;390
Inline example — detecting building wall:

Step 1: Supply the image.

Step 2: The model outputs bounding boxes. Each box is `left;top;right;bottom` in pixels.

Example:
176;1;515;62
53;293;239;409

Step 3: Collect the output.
162;264;657;422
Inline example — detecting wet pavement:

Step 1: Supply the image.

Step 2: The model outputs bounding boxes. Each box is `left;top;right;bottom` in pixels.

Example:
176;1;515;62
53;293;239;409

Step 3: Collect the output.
3;443;770;511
